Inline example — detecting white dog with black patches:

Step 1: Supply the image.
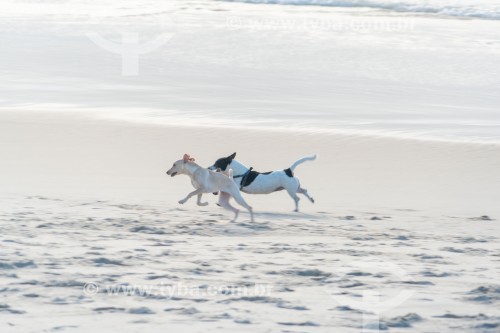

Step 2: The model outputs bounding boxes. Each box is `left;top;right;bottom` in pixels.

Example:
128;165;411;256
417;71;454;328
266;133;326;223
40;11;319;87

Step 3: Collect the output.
209;153;316;212
166;154;254;222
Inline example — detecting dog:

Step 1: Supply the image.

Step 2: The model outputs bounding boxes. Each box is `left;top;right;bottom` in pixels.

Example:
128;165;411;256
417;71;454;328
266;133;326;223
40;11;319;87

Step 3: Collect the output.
166;154;254;222
209;153;316;212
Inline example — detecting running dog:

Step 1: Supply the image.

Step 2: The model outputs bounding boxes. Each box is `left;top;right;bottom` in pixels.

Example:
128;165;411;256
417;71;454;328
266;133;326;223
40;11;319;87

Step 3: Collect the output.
166;154;254;222
209;153;316;212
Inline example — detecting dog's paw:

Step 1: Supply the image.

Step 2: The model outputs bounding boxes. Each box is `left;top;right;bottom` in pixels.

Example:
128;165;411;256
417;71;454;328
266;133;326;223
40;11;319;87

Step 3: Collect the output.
178;199;187;205
198;202;209;206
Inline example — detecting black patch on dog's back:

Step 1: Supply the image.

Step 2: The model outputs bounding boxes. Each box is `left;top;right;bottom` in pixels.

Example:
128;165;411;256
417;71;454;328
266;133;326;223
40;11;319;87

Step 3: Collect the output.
240;170;275;188
241;170;259;188
284;168;294;177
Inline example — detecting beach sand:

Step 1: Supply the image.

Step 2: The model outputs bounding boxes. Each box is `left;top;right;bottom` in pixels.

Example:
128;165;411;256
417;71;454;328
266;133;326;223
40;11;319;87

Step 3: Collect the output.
2;110;499;216
1;111;500;332
1;0;500;331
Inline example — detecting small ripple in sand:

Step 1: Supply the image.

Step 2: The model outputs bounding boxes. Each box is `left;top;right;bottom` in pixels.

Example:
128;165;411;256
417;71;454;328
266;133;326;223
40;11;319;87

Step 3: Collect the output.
466;285;500;304
128;307;155;314
92;258;127;266
278;321;319;327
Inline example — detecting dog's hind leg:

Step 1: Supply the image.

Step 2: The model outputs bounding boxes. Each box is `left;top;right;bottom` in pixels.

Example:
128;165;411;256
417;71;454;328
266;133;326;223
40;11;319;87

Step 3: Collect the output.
218;192;240;222
197;194;209;206
298;187;314;203
286;188;301;212
230;191;254;222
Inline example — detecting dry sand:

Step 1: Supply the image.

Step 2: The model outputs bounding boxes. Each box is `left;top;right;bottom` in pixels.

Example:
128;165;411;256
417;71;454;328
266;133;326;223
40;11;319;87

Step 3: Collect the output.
1;111;500;332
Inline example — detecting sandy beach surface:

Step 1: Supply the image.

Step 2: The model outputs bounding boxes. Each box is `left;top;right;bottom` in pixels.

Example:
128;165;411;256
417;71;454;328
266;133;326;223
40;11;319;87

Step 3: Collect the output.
1;111;500;333
2;0;500;332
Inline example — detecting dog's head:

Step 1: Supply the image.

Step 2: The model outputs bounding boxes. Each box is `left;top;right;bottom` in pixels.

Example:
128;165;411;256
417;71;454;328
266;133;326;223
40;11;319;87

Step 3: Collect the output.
166;154;195;177
208;152;236;171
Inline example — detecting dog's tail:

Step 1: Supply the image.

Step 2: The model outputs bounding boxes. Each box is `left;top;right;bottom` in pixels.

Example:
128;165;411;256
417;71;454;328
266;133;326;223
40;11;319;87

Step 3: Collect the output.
290;154;317;172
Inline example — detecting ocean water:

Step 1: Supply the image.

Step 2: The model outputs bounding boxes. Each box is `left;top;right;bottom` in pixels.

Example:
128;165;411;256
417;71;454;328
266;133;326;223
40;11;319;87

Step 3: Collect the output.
0;0;499;144
221;0;500;20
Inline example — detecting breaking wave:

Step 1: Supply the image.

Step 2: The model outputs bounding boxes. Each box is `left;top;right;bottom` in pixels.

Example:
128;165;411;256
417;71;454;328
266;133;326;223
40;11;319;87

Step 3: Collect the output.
220;0;500;20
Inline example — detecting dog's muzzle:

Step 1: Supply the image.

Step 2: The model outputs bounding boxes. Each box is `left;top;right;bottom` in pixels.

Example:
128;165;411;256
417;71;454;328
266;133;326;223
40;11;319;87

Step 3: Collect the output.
169;172;177;177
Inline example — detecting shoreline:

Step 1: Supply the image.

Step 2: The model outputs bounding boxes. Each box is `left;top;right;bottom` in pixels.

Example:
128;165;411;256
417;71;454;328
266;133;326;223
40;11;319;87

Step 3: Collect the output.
2;106;500;147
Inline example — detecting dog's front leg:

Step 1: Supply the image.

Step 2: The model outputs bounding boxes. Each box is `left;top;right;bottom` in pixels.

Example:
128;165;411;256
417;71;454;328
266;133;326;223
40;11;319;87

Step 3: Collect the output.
196;194;209;206
179;189;203;205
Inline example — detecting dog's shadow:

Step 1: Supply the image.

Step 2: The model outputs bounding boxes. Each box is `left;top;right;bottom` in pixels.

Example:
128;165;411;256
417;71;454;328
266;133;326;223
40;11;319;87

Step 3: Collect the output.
241;211;325;221
227;212;325;234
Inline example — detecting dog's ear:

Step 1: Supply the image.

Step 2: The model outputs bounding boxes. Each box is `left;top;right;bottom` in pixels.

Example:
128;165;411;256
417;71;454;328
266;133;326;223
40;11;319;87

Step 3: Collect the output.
228;152;236;160
183;154;190;163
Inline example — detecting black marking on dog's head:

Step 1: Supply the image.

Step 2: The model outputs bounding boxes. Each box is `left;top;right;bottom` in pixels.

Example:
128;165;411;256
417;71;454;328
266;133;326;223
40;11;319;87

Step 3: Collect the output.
212;152;236;171
284;168;294;178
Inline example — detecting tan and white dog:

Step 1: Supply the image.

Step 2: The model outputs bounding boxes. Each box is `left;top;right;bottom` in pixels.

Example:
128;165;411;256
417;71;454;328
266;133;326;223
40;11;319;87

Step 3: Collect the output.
166;154;254;222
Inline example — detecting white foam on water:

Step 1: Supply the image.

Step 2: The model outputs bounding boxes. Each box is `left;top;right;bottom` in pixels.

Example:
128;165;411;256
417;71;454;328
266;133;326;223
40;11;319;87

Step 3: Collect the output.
220;0;500;20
